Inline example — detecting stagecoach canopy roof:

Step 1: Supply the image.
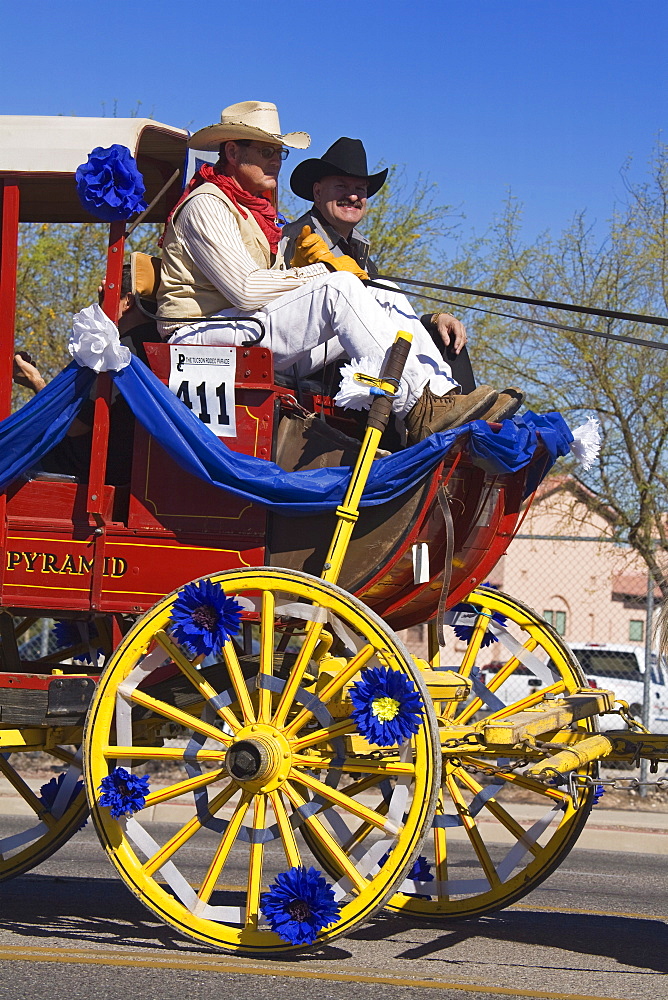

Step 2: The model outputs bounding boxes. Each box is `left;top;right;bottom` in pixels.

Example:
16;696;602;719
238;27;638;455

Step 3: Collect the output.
0;116;188;222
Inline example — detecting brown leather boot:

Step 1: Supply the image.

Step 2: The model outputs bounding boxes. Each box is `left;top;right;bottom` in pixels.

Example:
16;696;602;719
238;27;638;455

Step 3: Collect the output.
405;385;498;444
481;387;525;422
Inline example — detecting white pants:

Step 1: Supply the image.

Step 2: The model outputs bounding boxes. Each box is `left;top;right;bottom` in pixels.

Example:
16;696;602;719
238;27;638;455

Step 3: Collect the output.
168;271;458;417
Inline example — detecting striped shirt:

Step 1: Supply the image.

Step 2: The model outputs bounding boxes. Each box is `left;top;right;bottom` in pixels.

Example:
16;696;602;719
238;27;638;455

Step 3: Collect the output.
158;193;327;337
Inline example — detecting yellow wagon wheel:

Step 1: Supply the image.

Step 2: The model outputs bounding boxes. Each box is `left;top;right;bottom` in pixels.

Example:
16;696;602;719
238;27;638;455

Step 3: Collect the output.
0;746;88;881
84;567;440;954
383;587;597;919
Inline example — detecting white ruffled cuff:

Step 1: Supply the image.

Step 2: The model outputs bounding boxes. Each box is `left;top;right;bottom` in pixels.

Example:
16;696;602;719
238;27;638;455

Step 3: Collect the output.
68;303;131;372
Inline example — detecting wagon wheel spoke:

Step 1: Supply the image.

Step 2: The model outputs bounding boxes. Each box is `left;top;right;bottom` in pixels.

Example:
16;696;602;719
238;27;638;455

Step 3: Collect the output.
483;681;566;720
290;718;353;753
272;620;324;728
245;794;267;929
103;745;226;763
456;605;494;679
299;770;392;857
284;643;376;738
127;688;232;746
455;766;541;857
144;767;228;808
0;757;55;824
269;790;301;869
198;791;252;907
142;781;238;878
291;754;414;777
257;591;275;724
294;769;400;835
282;780;367;892
453;637;541;725
445;772;501;889
341;797;390;855
459;758;570;803
431;792;449;899
222;639;256;725
154;629;242;733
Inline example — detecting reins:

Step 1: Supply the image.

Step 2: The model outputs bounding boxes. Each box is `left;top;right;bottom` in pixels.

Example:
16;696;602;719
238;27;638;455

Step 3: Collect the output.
367;275;668;353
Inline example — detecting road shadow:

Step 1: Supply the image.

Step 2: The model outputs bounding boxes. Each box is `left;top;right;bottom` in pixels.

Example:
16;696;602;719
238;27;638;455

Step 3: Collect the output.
348;907;668;974
2;872;665;973
0;873;350;961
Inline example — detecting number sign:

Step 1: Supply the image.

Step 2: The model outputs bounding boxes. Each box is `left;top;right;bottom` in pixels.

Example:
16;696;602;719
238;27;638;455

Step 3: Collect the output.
168;346;237;438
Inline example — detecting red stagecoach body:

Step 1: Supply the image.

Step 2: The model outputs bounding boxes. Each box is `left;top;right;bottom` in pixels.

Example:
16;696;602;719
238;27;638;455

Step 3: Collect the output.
0;115;542;666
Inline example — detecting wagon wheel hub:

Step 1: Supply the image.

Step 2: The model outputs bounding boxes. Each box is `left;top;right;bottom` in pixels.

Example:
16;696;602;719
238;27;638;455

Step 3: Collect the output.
224;724;292;792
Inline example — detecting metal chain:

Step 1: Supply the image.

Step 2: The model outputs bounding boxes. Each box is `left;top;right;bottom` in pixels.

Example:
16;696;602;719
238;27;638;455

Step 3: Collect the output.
613;700;652;734
596;775;668;791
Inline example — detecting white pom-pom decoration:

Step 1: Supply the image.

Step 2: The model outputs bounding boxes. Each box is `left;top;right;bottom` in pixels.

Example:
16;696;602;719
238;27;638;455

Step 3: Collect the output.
570;415;601;471
68;303;131;372
334;356;407;412
334;357;379;411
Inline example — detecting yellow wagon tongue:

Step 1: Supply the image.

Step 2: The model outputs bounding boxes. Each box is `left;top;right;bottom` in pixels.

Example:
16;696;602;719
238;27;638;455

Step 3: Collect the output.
372;696;401;722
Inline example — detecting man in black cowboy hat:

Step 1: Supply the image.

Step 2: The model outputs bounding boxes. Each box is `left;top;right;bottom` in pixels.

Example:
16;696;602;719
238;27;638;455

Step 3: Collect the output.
281;138;488;395
281;137;386;280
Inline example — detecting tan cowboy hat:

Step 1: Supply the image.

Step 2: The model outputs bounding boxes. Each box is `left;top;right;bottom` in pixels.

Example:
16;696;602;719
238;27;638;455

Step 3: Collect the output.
188;101;310;151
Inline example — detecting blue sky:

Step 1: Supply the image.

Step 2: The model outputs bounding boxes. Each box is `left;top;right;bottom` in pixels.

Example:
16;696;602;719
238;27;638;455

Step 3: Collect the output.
2;0;666;243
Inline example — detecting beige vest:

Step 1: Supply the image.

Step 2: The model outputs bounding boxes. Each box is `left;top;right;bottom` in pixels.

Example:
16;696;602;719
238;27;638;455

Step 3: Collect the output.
157;183;284;323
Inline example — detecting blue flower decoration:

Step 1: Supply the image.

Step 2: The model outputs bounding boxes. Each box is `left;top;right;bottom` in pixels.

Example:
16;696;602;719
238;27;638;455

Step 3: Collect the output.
349;664;422;746
98;766;150;819
75;144;148;222
379;850;433;884
40;772;87;830
408;854;434;883
260;866;340;945
168;580;243;657
52;620;102;664
451;602;508;648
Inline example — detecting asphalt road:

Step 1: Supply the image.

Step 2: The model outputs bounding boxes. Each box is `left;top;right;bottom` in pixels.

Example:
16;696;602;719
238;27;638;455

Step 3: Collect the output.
0;820;664;1000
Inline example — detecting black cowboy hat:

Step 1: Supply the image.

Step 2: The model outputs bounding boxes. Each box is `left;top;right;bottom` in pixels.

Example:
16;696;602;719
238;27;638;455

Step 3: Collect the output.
290;137;388;201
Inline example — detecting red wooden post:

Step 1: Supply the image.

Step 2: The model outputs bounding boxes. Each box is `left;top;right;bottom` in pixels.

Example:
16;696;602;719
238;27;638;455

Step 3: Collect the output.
86;219;125;516
0;180;20;600
0;180;20;420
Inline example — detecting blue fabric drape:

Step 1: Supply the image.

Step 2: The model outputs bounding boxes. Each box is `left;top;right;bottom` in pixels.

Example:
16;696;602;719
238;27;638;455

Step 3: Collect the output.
0;364;96;490
0;357;573;514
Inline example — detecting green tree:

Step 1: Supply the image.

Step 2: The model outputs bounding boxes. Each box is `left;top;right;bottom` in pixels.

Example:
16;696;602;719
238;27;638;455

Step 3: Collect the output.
460;143;668;592
13;222;161;405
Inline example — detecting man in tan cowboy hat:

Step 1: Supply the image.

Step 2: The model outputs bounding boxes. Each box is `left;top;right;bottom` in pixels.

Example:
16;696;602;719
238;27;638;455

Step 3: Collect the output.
157;101;502;443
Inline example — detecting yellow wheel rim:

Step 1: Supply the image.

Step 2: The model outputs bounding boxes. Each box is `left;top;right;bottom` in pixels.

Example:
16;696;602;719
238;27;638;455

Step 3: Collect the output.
84;568;440;954
384;587;597;918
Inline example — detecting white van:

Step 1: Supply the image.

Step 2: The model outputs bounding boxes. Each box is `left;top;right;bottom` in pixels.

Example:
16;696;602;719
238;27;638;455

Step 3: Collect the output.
479;642;668;733
566;643;668;733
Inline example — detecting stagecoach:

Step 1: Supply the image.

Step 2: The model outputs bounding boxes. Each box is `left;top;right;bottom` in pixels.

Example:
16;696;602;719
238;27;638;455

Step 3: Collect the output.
0;116;665;955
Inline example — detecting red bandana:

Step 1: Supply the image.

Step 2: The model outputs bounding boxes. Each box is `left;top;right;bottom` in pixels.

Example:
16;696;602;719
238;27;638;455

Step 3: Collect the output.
162;164;281;253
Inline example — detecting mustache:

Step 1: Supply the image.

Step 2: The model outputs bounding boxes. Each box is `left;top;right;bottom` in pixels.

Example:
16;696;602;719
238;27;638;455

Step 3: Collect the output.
336;199;364;207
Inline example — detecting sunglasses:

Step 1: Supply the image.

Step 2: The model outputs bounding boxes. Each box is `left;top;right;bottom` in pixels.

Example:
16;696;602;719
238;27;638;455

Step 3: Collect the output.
251;144;290;161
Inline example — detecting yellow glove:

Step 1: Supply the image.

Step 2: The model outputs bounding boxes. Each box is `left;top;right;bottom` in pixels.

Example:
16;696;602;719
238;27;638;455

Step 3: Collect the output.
290;225;368;280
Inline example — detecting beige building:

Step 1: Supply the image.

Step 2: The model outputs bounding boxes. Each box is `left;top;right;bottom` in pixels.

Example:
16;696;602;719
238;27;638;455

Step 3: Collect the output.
401;476;660;663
